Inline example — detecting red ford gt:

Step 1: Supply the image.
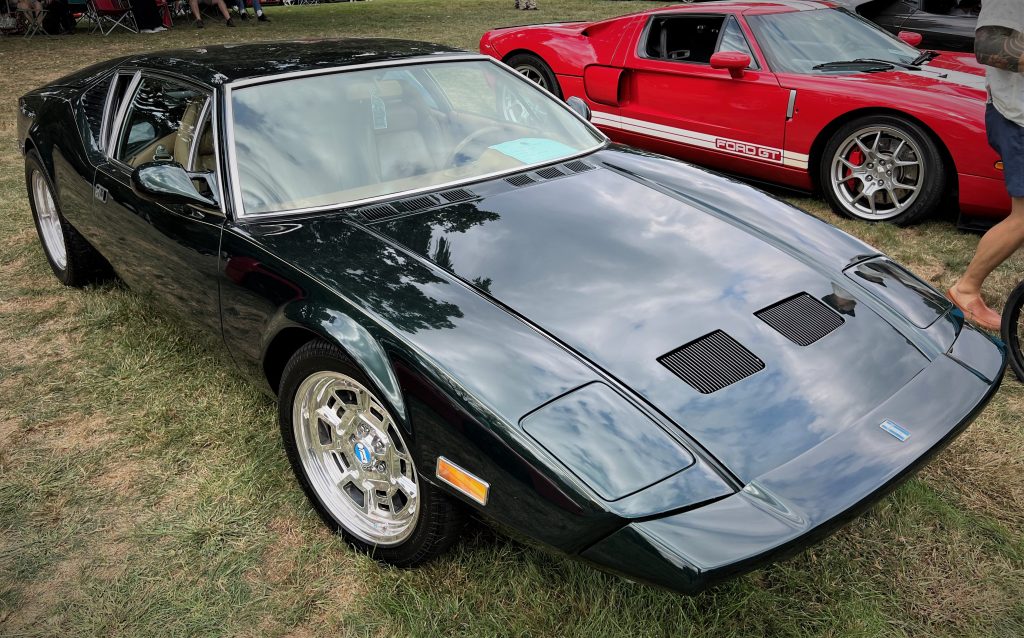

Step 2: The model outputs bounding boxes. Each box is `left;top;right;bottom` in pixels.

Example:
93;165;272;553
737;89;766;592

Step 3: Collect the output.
479;0;1008;226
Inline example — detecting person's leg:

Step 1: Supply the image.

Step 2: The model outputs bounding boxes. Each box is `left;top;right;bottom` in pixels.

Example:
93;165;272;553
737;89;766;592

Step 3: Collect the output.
188;0;201;21
251;0;266;20
212;0;231;22
950;104;1024;330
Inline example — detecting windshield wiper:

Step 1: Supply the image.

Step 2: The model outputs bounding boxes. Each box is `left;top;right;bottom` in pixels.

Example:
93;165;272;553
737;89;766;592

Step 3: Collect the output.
812;59;895;72
911;50;939;66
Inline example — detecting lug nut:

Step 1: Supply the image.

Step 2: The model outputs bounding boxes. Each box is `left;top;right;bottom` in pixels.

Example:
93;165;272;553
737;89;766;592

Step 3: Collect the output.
375;461;387;473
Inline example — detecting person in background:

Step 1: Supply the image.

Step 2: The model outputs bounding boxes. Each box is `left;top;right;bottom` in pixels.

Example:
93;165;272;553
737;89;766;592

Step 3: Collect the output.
948;0;1024;331
131;0;166;33
188;0;233;27
233;0;267;22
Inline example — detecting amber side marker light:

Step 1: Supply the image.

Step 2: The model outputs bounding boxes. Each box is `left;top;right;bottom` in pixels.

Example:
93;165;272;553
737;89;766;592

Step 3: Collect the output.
996;161;1004;171
436;457;490;506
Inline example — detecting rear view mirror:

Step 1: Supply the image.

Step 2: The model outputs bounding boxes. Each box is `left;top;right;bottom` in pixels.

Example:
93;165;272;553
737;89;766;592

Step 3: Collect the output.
710;52;751;79
898;31;923;47
566;95;592;121
131;162;219;212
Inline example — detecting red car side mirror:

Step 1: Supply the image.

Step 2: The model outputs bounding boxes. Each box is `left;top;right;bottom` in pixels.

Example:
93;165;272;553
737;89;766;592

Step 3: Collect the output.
710;52;751;79
898;31;923;47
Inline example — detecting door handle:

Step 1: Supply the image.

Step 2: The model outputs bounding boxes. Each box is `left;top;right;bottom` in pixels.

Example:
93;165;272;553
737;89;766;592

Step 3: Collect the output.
93;184;108;203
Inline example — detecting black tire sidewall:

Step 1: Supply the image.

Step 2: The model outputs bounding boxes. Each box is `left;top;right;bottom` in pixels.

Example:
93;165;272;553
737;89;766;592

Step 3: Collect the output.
277;340;457;565
505;53;562;99
25;151;72;284
819;115;944;226
1002;283;1024;383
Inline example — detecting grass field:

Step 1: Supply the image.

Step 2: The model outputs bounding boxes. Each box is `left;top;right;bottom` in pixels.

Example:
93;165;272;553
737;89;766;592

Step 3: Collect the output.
0;1;1022;636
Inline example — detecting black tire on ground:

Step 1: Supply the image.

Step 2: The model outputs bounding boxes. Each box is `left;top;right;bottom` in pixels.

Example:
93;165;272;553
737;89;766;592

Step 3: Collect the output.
819;114;945;226
25;150;111;287
278;339;466;566
1002;281;1024;383
504;52;562;99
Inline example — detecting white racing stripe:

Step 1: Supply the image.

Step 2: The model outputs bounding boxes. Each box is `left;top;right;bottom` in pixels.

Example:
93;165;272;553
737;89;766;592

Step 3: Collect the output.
592;111;809;170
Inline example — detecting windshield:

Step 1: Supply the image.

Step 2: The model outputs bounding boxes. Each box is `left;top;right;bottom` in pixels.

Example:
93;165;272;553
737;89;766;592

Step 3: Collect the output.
229;59;604;216
747;8;920;74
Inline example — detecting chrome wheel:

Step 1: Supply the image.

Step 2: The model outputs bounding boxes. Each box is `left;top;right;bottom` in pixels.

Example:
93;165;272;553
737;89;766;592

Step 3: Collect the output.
514;64;547;90
829;125;924;221
293;371;419;546
32;170;66;270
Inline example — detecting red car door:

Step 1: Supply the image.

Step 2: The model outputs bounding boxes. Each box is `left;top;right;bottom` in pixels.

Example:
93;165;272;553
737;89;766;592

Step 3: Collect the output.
607;13;794;184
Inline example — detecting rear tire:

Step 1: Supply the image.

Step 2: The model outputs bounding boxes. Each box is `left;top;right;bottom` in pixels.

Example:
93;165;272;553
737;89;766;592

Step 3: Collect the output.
505;52;562;99
1002;281;1024;383
278;340;465;566
819;115;944;226
25;151;110;287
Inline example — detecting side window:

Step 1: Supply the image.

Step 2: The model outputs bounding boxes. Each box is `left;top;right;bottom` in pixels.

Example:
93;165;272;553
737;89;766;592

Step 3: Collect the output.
717;16;759;70
644;15;726;64
114;76;208;169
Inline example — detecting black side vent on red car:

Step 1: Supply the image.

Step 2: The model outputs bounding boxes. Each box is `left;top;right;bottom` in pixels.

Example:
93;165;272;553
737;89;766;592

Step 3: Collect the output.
439;188;476;203
505;174;537;187
563;159;596;173
658;331;765;394
755;293;844;346
535;166;566;180
357;204;400;222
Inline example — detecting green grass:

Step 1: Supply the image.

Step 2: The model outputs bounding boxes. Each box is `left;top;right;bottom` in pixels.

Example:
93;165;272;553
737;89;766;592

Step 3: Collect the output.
1;1;1023;636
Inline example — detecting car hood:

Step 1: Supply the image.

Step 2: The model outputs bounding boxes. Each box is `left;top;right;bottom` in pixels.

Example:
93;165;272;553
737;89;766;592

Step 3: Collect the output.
780;55;985;100
253;149;956;484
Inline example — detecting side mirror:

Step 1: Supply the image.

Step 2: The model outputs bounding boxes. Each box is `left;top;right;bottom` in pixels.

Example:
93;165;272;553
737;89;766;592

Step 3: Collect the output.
566;95;592;121
898;31;923;47
710;52;751;79
131;162;219;212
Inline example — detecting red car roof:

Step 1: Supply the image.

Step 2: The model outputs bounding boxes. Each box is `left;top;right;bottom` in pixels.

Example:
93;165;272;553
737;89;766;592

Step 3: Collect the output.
650;0;836;16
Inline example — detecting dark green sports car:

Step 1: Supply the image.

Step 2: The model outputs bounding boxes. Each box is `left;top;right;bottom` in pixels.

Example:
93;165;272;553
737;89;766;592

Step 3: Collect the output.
18;39;1004;594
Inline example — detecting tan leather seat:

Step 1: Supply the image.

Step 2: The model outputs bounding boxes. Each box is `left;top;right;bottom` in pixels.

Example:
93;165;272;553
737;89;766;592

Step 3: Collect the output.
174;99;206;166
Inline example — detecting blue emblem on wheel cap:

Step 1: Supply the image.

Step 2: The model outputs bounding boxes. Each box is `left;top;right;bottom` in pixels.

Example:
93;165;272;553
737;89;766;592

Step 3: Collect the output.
879;419;910;442
353;442;372;464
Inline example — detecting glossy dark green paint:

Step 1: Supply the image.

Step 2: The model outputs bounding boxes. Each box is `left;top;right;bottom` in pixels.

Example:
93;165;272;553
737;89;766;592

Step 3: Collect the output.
17;42;1005;594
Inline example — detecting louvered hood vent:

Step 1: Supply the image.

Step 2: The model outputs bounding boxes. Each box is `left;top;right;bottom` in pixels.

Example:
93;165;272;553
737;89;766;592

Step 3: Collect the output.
355;188;479;222
755;293;844;346
658;330;764;394
504;159;596;188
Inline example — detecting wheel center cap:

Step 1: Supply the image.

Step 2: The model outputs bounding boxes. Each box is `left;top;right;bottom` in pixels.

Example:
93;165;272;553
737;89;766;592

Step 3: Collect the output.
353;441;373;466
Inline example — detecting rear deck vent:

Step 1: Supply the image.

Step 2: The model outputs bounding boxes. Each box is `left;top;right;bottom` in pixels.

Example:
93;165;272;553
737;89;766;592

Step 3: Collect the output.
658;330;765;394
357;204;399;222
505;174;537;187
563;159;596;173
439;188;476;203
395;195;442;213
755;293;844;346
535;166;566;180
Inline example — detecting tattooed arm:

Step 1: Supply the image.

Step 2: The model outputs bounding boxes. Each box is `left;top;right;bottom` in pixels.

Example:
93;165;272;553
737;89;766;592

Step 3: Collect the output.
976;25;1024;73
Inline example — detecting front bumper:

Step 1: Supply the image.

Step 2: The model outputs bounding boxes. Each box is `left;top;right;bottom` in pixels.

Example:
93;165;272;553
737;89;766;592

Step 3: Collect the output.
580;324;1005;594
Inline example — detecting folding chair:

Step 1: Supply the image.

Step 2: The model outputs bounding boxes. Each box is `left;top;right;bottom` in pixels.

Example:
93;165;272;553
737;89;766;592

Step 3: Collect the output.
90;0;137;35
155;0;172;28
20;7;49;38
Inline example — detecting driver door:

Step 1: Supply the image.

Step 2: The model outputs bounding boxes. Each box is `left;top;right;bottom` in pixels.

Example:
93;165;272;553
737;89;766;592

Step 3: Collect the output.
92;72;225;336
617;13;791;182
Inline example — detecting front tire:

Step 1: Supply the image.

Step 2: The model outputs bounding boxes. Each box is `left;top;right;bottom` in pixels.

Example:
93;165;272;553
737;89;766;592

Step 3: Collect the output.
819;115;944;226
25;151;110;286
505;52;562;99
1002;281;1024;383
278;340;464;566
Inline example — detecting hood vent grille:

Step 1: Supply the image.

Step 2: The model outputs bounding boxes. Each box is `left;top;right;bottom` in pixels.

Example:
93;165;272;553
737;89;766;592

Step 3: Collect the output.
355;187;479;222
755;293;844;346
395;194;442;213
535;166;565;180
439;188;476;203
505;174;537;187
358;203;400;222
658;330;764;394
564;159;595;173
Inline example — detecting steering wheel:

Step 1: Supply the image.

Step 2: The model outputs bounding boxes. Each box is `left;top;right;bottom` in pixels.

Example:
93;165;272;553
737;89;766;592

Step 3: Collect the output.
446;126;504;168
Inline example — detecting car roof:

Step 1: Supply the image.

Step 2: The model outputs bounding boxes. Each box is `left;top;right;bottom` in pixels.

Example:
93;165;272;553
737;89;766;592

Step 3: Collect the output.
650;0;836;17
117;38;469;87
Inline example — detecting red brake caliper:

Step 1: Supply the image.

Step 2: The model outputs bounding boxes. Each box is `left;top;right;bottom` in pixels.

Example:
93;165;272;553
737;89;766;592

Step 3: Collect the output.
845;148;864;192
